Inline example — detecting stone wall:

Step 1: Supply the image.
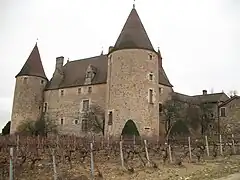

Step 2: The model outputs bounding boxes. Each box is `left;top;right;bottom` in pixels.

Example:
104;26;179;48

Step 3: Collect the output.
44;84;106;136
10;76;47;134
105;49;170;137
220;98;240;135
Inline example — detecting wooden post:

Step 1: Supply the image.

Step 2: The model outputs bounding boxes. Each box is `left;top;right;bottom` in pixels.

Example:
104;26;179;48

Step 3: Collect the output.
205;136;210;156
232;134;236;154
90;143;94;180
188;137;192;161
16;135;19;154
168;144;172;163
107;135;110;148
133;135;136;146
144;140;150;165
219;134;223;156
9;147;14;180
119;141;125;168
56;135;59;149
52;149;57;180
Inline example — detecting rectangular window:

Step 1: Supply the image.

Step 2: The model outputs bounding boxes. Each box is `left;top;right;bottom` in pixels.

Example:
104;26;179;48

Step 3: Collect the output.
220;107;226;117
41;80;44;84
60;89;64;96
82;119;88;132
88;87;92;93
159;103;163;113
148;54;153;60
78;88;81;94
108;111;113;125
149;89;153;104
43;102;48;112
82;100;89;111
23;77;28;84
60;118;64;125
149;73;153;81
159;87;163;94
74;119;79;125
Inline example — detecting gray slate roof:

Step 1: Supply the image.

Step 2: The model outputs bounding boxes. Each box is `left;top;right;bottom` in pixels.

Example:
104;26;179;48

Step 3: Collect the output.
111;7;154;53
16;43;47;80
46;54;172;89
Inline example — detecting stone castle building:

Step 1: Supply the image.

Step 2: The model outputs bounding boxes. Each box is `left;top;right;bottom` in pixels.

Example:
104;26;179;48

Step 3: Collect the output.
10;6;232;137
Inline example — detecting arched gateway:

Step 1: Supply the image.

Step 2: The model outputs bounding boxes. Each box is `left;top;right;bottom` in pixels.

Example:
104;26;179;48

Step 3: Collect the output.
121;120;140;137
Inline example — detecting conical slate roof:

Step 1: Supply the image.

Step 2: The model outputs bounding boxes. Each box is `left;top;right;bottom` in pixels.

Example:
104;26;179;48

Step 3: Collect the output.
112;7;154;52
16;43;47;79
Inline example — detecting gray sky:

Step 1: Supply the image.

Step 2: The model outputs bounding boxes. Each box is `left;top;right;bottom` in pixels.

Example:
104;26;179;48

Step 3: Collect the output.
0;0;239;130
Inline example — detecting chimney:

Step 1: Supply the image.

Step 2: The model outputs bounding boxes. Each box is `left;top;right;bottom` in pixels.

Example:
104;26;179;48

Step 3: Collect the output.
203;90;207;95
158;47;162;67
108;46;113;53
56;56;64;70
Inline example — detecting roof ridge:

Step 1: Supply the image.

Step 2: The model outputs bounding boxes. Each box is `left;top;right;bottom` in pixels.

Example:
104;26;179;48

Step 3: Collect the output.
66;54;107;64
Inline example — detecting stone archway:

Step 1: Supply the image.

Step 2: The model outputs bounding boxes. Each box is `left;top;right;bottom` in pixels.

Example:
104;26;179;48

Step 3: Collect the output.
121;119;140;137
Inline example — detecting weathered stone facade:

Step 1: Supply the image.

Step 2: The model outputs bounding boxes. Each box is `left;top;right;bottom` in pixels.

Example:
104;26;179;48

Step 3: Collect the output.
44;84;106;136
219;96;240;135
10;76;47;133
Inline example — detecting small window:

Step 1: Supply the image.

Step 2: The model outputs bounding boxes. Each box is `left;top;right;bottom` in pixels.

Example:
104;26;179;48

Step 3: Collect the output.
149;73;153;81
88;87;92;93
108;111;113;125
159;103;163;113
60;89;64;96
149;54;153;60
149;89;153;104
82;100;89;111
220;107;226;117
23;77;28;84
78;88;81;94
82;119;88;132
60;118;64;125
159;87;163;94
43;102;48;112
74;119;78;125
145;127;150;130
41;80;44;84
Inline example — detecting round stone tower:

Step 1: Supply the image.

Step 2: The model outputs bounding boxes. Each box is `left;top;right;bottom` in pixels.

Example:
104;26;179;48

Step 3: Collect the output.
105;7;163;137
10;43;48;134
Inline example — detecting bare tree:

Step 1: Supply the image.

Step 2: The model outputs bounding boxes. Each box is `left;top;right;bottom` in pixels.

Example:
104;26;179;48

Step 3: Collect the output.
162;99;183;142
82;104;105;135
16;116;58;136
228;90;238;98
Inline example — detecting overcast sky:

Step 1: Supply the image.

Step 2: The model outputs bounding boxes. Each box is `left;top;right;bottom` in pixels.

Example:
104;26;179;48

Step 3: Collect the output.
0;0;239;130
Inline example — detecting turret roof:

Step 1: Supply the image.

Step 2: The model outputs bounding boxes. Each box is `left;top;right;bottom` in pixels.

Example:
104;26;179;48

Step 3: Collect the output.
16;43;47;79
111;7;154;52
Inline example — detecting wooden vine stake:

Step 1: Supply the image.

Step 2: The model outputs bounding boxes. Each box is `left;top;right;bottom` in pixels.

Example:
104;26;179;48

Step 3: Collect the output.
90;143;95;180
232;134;236;155
188;137;192;161
144;140;150;166
9;147;14;180
205;135;210;156
52;149;58;180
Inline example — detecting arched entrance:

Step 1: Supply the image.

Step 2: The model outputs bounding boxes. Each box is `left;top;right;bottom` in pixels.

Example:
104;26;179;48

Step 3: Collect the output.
121;120;140;137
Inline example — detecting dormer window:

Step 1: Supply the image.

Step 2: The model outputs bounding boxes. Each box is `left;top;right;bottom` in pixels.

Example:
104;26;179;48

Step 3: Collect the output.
84;65;96;85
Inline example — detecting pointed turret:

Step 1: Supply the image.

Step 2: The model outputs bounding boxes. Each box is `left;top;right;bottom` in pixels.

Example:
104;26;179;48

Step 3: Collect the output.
112;7;154;52
16;43;47;79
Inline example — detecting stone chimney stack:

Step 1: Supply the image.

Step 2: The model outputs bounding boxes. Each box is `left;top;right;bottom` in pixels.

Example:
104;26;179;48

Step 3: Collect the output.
108;46;113;53
56;56;64;70
203;90;207;95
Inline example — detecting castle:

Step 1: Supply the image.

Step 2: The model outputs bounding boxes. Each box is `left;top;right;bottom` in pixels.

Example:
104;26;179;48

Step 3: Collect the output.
10;6;231;137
